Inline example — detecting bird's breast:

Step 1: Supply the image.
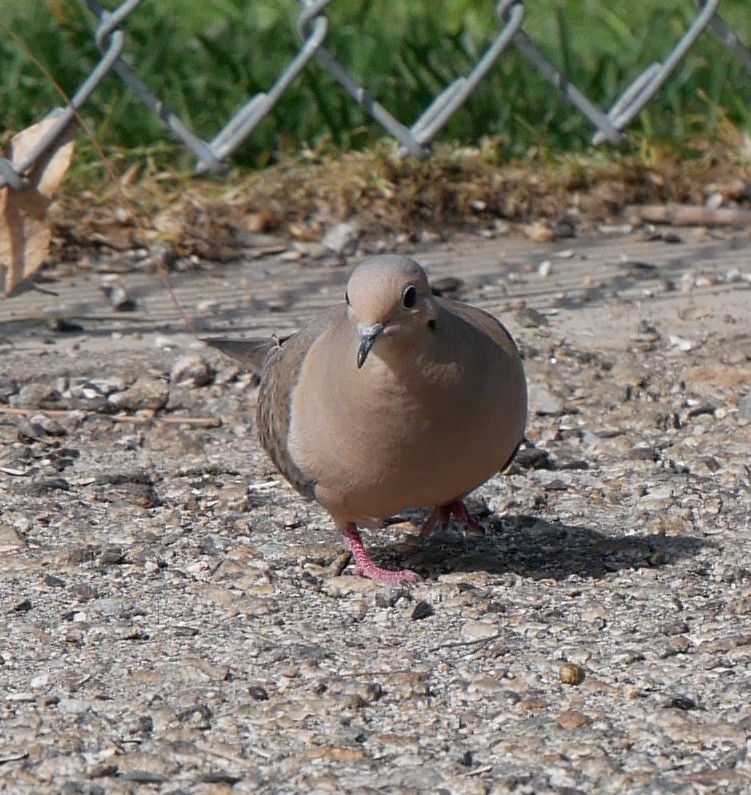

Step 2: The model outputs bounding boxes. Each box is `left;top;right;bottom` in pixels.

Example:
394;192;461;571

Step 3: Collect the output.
286;331;524;523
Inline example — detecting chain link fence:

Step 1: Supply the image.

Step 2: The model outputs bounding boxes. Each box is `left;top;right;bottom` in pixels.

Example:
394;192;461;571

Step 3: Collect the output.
1;0;750;190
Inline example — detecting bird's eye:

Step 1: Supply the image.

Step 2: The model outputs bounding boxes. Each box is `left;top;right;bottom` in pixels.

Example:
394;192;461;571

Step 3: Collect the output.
402;285;417;309
345;290;350;306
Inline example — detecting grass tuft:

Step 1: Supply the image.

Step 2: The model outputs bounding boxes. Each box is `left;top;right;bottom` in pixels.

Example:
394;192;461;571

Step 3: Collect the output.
1;0;750;171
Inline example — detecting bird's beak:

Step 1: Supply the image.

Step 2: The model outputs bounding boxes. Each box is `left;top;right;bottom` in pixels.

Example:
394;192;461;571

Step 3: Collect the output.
357;323;385;369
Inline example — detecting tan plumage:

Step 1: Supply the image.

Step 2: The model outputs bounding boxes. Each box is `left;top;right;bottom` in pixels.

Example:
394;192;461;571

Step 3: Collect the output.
205;254;527;583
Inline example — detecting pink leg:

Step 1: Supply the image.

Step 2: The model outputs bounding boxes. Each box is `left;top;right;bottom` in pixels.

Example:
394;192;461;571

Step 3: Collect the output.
419;500;486;537
450;500;486;536
419;505;452;537
341;524;422;584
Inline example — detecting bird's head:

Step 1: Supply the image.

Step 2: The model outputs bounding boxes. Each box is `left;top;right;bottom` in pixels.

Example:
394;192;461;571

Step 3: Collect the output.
345;255;438;369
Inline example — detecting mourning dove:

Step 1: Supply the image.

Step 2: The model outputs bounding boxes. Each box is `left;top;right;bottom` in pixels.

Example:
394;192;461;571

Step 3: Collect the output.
205;255;527;584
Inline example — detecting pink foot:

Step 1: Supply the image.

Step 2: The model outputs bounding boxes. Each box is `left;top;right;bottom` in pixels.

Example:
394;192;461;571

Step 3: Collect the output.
341;525;422;584
419;500;486;538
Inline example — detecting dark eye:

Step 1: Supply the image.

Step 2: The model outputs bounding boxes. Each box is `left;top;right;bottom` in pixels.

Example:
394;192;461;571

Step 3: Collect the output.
402;285;417;308
345;290;350;306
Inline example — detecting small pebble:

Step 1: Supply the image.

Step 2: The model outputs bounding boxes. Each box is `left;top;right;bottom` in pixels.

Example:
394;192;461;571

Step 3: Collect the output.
559;662;586;686
108;377;169;412
430;276;463;296
628;443;658;461
665;695;699;711
322;222;361;254
375;587;409;608
170;355;215;388
411;600;435;621
248;685;269;701
10;383;57;408
556;710;591;730
101;282;136;311
461;621;499;641
537;260;553;278
668;334;694;352
0;525;25;550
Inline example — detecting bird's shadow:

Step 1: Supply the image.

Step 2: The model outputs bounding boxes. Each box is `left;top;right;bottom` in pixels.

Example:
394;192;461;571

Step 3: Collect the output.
368;512;712;582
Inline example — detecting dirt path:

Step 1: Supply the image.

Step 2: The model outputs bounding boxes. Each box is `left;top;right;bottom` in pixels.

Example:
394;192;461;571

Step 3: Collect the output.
1;225;750;793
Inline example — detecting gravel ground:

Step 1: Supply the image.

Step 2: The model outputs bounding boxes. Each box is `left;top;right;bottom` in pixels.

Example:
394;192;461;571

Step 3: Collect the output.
1;225;750;794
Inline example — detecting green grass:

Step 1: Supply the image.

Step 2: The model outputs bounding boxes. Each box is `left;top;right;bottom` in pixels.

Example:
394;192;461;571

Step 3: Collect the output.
1;0;750;170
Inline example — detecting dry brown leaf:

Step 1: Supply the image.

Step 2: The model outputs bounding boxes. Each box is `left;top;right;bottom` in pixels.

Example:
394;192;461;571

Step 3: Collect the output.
523;220;556;242
245;206;280;233
0;116;75;296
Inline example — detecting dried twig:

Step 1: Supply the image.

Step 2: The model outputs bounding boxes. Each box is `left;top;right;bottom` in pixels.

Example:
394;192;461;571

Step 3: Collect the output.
464;765;494;777
0;751;29;764
111;414;221;427
627;203;751;226
0;405;220;427
0;466;28;476
429;633;502;652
